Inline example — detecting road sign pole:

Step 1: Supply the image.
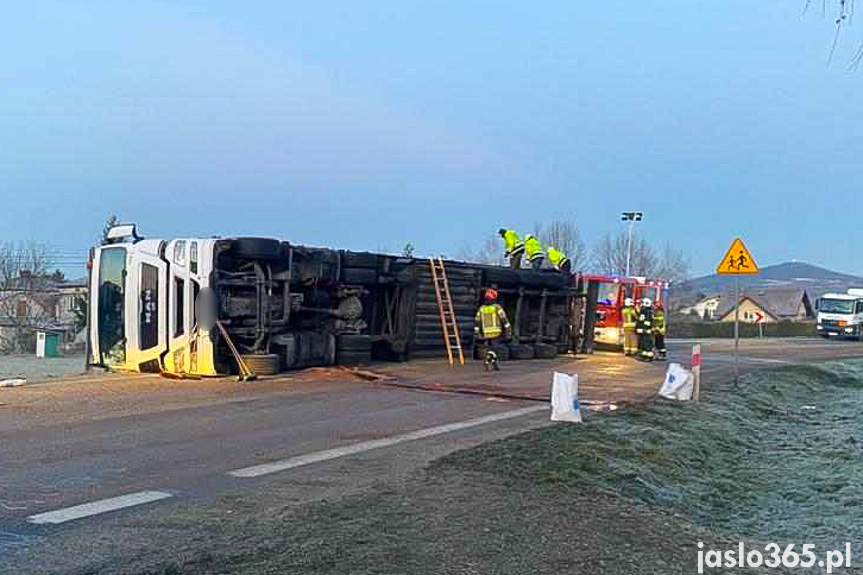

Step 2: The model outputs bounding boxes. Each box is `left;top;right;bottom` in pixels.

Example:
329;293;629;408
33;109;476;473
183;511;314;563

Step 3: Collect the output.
734;273;740;385
716;237;758;388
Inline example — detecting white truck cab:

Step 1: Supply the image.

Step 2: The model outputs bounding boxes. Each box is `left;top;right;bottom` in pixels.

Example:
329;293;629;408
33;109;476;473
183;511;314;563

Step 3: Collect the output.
816;289;863;340
89;226;219;374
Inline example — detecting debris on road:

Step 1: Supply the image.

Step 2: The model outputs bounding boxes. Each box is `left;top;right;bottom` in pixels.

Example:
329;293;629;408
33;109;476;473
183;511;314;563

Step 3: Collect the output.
0;377;26;388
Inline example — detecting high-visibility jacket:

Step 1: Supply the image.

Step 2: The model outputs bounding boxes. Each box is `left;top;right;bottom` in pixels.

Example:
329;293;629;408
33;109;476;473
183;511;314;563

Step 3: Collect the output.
546;247;570;270
621;306;637;330
474;304;511;339
653;308;666;335
635;307;654;334
524;235;543;261
502;230;523;254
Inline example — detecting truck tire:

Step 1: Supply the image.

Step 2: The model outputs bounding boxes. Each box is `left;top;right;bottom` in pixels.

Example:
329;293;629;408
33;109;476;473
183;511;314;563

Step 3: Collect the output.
338;334;373;351
337;350;372;366
475;343;510;362
342;251;379;269
533;343;558;359
342;268;379;285
232;238;282;260
482;267;521;287
509;343;535;360
241;353;280;375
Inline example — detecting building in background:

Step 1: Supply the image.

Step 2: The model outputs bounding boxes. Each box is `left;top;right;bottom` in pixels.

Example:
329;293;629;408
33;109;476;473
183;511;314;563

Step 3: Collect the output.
0;277;87;353
682;288;814;324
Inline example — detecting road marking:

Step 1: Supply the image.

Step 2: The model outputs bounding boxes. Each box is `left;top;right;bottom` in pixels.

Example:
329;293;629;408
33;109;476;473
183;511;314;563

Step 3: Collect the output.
27;491;173;525
229;405;548;478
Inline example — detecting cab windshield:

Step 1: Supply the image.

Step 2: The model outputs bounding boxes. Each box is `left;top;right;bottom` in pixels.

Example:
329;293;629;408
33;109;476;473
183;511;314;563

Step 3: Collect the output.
820;298;855;314
597;282;619;307
98;247;127;364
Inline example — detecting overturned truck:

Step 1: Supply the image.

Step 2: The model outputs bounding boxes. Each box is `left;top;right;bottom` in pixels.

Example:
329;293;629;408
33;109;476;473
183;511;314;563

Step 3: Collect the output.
88;226;577;376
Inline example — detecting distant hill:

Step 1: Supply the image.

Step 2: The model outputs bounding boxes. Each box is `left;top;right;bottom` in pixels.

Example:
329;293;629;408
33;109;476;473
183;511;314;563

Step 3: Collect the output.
673;262;863;304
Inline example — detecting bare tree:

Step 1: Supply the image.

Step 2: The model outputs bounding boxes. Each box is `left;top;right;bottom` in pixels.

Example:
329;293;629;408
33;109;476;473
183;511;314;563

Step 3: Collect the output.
594;232;690;282
455;234;505;266
0;242;58;352
594;231;652;276
655;242;691;285
533;220;589;271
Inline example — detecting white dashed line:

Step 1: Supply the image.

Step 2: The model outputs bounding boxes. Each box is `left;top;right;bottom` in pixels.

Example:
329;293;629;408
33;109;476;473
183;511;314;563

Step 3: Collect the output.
229;405;548;478
27;491;173;525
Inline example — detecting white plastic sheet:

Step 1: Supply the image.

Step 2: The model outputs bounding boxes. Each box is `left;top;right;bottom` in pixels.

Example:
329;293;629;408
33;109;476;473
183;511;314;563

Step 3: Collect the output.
0;377;26;388
551;372;582;423
658;363;693;401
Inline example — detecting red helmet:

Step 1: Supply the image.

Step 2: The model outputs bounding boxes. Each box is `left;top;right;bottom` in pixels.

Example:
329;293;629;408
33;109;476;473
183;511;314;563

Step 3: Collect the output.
484;288;498;302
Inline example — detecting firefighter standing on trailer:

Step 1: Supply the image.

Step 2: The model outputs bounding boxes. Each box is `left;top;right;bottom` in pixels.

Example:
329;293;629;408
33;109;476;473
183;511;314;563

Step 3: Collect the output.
474;288;512;371
498;229;525;269
653;302;667;360
546;247;571;273
635;297;655;361
524;234;544;270
621;297;638;356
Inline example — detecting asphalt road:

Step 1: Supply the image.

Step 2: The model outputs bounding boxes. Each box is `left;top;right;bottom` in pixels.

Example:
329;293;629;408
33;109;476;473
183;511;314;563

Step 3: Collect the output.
2;337;862;574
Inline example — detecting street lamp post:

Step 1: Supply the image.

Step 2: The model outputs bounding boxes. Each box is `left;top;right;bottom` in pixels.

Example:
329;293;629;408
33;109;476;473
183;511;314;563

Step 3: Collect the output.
620;211;643;277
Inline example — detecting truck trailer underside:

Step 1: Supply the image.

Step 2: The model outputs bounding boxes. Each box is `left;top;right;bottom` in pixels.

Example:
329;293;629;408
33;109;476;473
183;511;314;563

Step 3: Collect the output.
211;238;576;375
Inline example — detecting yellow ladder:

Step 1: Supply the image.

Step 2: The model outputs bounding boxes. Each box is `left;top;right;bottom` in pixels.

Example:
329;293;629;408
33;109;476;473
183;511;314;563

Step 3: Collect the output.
429;257;464;365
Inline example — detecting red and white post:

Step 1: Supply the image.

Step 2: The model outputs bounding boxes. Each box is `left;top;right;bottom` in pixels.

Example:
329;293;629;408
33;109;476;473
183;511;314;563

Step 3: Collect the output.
691;344;702;402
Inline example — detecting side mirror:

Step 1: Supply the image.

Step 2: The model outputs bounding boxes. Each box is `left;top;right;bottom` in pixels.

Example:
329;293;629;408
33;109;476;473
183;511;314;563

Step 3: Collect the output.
814;299;820;311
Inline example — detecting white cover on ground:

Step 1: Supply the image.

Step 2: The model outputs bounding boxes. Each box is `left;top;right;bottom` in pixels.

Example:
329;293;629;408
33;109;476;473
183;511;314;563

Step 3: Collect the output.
551;372;582;423
0;378;26;387
658;363;693;401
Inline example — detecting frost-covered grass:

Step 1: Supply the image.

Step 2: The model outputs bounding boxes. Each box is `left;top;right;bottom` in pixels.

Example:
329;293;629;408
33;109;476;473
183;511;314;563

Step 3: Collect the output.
439;359;863;549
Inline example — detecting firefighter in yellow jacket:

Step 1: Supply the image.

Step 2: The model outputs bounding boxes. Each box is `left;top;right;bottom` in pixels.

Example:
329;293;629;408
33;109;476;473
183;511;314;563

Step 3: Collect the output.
546;247;571;273
498;229;524;269
474;288;512;371
524;234;544;270
653;302;667;360
621;297;638;356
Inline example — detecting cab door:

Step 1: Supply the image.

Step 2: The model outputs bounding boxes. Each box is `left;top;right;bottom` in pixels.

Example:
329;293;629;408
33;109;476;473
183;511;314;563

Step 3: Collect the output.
131;253;168;370
165;240;194;373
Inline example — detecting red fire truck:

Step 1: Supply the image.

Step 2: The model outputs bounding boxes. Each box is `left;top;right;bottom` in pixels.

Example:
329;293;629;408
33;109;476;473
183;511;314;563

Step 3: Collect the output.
577;273;669;349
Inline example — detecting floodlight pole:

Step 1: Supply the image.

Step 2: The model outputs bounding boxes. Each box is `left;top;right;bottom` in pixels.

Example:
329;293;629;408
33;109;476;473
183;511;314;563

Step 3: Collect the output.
625;219;635;277
621;211;642;277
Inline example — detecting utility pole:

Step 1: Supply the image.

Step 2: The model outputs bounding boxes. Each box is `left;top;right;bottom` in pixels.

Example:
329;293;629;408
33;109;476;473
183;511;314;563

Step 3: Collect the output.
620;211;643;277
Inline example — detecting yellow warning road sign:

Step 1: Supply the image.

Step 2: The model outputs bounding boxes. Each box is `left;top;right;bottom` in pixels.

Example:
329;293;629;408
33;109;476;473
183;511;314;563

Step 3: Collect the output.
717;238;759;275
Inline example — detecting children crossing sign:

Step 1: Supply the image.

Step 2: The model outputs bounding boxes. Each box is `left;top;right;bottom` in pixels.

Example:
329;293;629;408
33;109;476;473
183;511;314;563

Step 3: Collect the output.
717;238;759;275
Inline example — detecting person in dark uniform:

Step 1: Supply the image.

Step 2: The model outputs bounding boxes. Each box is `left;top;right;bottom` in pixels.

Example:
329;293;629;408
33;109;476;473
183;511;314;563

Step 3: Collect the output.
635;297;655;361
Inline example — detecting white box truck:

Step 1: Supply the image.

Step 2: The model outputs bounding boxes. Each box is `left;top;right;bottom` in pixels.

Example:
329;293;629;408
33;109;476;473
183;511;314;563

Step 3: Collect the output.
816;289;863;340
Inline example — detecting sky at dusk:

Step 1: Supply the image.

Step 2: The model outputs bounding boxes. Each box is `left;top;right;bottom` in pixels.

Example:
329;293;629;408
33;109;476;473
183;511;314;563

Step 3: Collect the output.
1;0;861;277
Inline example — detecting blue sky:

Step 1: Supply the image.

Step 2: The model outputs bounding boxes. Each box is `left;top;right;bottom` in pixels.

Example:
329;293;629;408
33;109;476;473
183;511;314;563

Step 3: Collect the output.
1;0;861;276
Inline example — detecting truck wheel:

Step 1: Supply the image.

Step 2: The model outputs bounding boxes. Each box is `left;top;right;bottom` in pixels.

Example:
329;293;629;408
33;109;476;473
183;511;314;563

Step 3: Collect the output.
338;334;373;351
232;238;282;260
342;251;379;269
533;343;558;359
342;268;378;285
240;353;280;375
509;344;535;360
337;350;372;366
